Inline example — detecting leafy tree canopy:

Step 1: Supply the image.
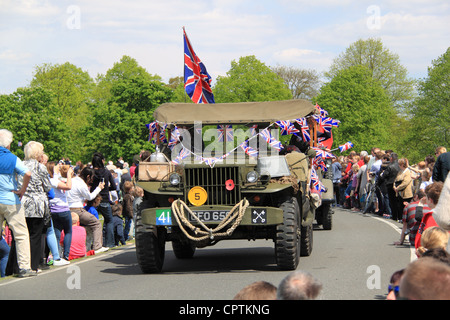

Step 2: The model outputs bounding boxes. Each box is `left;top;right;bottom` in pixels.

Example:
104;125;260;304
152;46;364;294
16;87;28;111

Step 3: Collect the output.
213;55;292;102
315;65;395;152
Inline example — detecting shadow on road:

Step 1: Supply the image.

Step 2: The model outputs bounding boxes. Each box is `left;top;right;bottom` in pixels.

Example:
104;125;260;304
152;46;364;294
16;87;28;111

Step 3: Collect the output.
100;244;282;276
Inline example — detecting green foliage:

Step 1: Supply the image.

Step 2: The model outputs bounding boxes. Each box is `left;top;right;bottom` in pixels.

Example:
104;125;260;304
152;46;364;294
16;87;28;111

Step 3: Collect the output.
213;55;292;102
398;47;450;163
315;65;395;152
326;38;415;109
81;75;173;164
30;62;95;161
0;87;71;160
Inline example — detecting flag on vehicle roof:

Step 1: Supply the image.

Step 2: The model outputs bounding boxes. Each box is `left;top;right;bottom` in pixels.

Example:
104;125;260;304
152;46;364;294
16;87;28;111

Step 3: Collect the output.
183;27;215;104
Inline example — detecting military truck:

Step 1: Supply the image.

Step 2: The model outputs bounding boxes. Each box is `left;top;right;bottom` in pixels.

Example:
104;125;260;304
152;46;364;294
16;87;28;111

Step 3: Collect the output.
135;99;333;273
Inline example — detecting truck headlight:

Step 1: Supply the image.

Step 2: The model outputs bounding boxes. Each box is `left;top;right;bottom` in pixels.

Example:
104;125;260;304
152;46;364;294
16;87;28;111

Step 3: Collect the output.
246;171;259;183
169;173;181;186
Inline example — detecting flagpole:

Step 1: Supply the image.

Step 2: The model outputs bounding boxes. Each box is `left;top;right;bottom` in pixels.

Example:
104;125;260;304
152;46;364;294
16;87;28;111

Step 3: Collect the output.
183;26;186;103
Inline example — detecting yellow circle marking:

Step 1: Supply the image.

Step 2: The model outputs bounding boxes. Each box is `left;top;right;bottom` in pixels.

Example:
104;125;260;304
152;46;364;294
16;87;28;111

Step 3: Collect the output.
188;186;208;206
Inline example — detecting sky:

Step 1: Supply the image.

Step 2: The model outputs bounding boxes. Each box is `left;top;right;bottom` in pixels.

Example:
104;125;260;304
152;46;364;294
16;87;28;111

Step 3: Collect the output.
0;0;449;95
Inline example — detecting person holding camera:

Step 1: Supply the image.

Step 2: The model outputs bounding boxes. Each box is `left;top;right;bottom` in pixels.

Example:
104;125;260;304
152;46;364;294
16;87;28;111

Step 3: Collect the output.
90;152;117;248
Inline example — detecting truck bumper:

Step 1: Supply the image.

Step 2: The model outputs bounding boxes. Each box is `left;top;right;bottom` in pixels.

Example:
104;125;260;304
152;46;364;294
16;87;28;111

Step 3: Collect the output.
141;205;284;227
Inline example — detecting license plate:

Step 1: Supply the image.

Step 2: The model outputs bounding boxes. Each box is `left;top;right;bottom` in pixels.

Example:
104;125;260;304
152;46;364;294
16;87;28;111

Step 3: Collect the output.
188;210;229;222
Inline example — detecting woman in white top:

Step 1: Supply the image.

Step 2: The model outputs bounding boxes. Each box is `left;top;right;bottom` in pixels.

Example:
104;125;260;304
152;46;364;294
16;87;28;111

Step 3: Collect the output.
66;167;109;253
47;162;73;262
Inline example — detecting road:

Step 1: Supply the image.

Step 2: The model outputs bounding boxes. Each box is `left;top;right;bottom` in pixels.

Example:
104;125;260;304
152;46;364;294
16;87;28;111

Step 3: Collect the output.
0;207;414;300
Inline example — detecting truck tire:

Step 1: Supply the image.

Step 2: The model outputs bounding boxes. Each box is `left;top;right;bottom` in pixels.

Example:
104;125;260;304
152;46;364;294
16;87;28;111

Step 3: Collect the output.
275;197;301;270
135;203;166;273
300;223;313;256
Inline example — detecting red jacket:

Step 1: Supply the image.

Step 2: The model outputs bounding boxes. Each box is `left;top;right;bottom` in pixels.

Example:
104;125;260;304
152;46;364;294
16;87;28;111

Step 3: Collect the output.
415;209;439;249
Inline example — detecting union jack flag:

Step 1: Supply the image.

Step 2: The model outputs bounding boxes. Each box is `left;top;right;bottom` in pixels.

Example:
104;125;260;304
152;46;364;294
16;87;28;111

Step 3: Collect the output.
146;122;157;141
168;126;181;149
260;129;282;151
202;157;216;167
183;28;215;104
314;104;328;117
311;168;327;193
172;147;191;165
217;125;233;142
276;120;299;136
239;141;258;157
295;118;311;142
339;141;354;152
314;116;340;133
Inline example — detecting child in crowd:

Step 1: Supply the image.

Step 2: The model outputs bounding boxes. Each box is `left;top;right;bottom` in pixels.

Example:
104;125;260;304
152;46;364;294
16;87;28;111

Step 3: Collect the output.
132;186;144;239
60;212;94;260
122;181;134;241
84;194;102;220
112;204;126;246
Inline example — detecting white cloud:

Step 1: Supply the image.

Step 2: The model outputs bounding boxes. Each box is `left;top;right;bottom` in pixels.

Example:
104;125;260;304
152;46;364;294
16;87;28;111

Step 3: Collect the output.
0;0;448;94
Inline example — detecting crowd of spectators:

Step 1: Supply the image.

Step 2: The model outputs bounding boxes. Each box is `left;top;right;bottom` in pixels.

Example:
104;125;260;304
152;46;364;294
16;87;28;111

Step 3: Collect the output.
1;127;450;299
0;129;143;278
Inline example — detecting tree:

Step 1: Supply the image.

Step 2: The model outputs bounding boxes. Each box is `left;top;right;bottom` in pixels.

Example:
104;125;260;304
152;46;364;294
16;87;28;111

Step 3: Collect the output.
30;62;95;160
167;76;192;103
213;55;292;102
93;55;162;103
0;87;71;160
326;38;415;108
400;47;450;162
272;65;321;100
81;75;173;163
314;65;395;152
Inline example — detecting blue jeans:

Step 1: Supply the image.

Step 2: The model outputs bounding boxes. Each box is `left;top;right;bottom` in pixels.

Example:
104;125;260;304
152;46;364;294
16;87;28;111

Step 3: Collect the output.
0;237;10;277
51;211;72;260
46;220;61;261
98;202;114;248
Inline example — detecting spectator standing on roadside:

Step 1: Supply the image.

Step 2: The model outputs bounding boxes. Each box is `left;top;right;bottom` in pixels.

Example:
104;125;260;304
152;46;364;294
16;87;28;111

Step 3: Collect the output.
46;162;73;263
66;166;109;254
331;157;342;207
378;153;400;220
433;147;450;183
0;129;34;277
277;270;323;300
393;158;414;222
90;152;117;248
122;181;134;241
18;141;53;272
112;203;126;246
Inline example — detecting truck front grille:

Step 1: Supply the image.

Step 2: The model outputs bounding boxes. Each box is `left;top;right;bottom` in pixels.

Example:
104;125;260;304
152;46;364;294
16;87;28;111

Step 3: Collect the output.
184;166;241;206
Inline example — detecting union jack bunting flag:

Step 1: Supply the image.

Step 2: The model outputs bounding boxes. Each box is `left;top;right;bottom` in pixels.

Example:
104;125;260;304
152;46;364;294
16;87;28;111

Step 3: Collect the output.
260;129;282;151
145;122;157;141
295;118;311;142
314;103;328;117
217;125;233;142
276;120;299;136
338;141;354;152
172;147;191;165
239;141;258;157
311;168;327;193
183;28;215;104
168;126;181;149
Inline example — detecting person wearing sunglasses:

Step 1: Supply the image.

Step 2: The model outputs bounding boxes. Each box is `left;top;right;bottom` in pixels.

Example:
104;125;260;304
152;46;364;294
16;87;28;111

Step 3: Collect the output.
387;269;404;300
